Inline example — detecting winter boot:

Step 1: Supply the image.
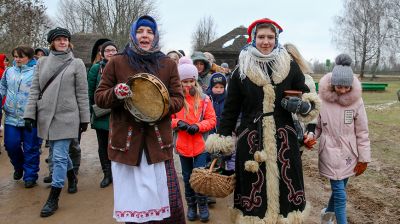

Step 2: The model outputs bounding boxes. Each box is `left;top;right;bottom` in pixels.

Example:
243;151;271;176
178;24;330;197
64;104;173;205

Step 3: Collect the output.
197;195;209;222
100;166;113;188
43;174;52;183
40;186;61;217
320;208;335;224
67;169;78;193
185;196;198;221
99;148;112;188
13;170;23;180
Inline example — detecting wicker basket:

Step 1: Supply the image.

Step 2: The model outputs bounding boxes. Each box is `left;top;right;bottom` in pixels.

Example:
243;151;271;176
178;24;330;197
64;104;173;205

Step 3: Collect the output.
189;159;236;198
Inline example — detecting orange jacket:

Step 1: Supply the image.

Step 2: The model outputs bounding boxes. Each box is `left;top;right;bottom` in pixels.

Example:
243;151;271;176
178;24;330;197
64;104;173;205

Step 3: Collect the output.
172;93;216;157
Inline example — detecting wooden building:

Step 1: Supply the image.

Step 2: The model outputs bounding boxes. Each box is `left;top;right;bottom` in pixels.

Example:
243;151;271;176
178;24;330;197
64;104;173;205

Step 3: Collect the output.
71;33;110;69
200;26;247;69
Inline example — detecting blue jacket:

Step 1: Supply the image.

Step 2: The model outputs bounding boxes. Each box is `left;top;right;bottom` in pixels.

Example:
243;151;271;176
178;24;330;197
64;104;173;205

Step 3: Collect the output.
0;59;36;126
206;90;226;134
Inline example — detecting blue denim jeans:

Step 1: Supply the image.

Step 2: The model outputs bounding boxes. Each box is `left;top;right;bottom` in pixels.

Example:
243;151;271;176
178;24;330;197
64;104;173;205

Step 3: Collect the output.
50;139;73;188
4;124;41;182
179;153;208;198
47;138;81;174
326;178;349;224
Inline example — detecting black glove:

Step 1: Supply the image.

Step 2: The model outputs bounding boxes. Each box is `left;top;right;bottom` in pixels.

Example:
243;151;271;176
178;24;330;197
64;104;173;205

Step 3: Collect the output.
177;120;190;131
281;97;311;115
186;124;200;135
24;118;36;132
80;123;89;132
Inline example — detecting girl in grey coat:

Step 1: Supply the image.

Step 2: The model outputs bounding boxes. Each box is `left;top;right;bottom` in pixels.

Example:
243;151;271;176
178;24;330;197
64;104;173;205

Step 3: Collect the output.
24;27;90;218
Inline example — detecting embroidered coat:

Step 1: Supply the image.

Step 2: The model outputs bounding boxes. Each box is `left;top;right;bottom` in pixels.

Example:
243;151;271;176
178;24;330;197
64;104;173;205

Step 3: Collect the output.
316;73;371;180
205;52;320;223
94;54;184;166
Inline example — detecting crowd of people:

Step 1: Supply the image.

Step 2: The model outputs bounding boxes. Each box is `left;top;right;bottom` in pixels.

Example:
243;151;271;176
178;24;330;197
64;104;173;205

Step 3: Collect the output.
0;15;371;224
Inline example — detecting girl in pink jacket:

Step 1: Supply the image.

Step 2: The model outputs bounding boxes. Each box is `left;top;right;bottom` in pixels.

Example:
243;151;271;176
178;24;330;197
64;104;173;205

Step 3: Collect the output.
315;54;371;224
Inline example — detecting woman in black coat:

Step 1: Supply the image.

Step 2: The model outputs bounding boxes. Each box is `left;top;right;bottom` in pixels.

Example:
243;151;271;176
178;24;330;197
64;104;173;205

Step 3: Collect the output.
205;18;320;223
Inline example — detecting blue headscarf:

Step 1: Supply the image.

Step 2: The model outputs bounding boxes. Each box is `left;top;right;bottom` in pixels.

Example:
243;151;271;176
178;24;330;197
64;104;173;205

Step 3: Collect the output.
122;15;165;74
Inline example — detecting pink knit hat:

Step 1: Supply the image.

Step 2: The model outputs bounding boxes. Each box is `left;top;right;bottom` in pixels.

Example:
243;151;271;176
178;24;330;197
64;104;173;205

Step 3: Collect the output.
178;57;198;81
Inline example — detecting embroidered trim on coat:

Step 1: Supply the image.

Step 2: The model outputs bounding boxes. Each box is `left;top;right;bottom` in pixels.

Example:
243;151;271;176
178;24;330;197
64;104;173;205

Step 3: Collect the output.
110;126;133;152
277;127;305;206
234;169;264;211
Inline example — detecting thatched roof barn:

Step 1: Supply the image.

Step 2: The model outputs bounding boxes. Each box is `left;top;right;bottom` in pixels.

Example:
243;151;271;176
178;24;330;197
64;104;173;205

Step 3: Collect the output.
200;26;247;69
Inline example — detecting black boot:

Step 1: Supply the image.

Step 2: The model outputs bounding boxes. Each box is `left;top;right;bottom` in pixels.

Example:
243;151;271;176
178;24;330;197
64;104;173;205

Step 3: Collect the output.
185;196;198;221
100;165;112;188
67;169;78;193
43;174;52;183
197;195;209;222
99;146;112;188
13;170;23;180
40;186;61;217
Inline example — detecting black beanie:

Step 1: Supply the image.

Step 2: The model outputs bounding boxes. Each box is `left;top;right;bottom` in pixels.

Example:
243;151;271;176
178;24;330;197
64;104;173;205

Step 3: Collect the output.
100;41;118;58
47;27;71;43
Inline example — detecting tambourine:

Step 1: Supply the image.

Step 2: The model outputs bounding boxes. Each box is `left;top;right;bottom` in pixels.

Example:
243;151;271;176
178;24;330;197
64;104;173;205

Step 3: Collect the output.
124;73;170;123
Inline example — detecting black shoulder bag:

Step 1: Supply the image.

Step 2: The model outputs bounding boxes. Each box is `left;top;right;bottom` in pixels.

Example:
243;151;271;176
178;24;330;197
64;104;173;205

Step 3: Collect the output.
38;58;73;100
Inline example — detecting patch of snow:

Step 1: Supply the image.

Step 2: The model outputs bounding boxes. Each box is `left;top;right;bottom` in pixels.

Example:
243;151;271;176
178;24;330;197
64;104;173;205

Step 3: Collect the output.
365;101;398;111
222;35;248;48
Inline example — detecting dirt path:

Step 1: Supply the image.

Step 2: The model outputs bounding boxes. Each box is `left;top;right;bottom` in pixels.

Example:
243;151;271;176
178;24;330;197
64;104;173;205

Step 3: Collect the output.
0;128;398;223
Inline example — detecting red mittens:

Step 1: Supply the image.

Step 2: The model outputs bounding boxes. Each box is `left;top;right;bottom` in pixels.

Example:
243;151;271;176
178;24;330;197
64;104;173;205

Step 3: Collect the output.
303;133;316;150
114;83;132;99
303;137;317;149
354;162;368;176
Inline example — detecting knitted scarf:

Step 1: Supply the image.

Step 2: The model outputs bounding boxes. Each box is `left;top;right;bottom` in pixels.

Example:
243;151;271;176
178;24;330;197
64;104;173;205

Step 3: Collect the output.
238;44;291;84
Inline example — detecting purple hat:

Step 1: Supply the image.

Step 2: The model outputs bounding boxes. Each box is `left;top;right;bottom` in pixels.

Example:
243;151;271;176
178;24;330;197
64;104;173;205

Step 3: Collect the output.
178;57;198;81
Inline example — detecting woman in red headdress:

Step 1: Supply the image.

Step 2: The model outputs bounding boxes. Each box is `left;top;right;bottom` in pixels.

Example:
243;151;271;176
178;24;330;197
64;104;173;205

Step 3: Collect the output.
205;18;320;223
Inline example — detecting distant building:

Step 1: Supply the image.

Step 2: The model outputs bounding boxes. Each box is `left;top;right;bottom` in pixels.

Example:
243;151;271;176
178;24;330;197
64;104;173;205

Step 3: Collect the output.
200;26;247;69
71;33;110;69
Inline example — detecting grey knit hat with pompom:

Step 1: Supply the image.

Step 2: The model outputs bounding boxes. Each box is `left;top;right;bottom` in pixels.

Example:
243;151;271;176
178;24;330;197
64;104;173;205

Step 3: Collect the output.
331;53;354;86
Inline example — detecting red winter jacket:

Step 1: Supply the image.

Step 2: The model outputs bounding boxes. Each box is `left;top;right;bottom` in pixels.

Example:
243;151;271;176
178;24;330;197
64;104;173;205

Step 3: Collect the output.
0;54;7;106
0;54;6;78
172;93;216;157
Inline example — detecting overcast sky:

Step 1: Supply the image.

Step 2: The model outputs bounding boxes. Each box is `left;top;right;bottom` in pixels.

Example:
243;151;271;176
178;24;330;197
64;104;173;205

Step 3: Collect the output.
43;0;343;62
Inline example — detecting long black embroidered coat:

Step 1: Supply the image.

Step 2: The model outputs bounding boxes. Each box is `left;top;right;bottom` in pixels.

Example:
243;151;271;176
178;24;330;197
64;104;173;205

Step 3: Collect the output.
218;60;310;219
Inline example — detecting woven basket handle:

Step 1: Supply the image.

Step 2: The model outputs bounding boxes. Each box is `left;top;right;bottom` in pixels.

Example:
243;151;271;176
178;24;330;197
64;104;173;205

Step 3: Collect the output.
208;158;218;172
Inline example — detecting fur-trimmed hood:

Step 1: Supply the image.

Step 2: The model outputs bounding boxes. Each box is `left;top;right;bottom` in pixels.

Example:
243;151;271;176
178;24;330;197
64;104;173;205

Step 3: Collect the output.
318;72;362;106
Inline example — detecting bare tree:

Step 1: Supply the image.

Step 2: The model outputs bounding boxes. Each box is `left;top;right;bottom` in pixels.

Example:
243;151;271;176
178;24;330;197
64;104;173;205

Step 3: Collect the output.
56;0;92;33
56;0;157;48
191;16;217;51
332;0;392;78
387;0;400;39
0;0;52;54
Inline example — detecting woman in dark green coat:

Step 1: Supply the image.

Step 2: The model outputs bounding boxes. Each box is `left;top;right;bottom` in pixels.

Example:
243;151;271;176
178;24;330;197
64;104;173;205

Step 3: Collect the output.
87;41;118;188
